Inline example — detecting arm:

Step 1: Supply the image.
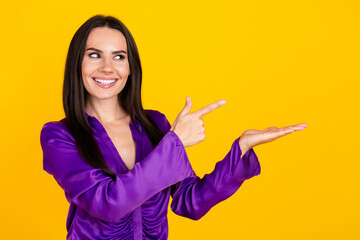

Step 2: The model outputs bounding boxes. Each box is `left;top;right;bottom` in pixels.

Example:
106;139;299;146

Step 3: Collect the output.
170;139;260;220
153;111;261;220
160;96;306;220
40;121;194;223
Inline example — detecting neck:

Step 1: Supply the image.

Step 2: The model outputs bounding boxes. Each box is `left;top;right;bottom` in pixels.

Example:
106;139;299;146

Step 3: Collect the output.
85;96;128;123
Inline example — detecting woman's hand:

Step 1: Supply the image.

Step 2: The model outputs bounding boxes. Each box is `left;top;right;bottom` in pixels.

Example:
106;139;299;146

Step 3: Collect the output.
170;97;226;147
238;123;309;158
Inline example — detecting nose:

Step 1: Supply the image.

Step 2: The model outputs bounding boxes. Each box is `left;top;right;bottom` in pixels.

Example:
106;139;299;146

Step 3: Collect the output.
99;58;114;73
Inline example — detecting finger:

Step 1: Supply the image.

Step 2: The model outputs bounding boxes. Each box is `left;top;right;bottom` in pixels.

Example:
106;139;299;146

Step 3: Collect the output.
273;123;307;133
284;123;308;129
263;126;278;131
192;100;226;117
278;126;298;133
178;97;192;116
292;126;306;131
285;125;307;131
270;128;294;139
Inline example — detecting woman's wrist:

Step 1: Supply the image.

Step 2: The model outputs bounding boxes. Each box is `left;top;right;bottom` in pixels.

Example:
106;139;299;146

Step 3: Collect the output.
239;137;249;159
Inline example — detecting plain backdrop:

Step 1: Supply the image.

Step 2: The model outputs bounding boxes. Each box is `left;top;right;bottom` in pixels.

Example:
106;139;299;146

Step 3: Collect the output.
0;0;359;239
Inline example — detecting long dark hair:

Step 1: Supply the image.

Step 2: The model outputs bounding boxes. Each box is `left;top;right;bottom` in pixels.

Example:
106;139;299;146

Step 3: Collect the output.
63;15;165;179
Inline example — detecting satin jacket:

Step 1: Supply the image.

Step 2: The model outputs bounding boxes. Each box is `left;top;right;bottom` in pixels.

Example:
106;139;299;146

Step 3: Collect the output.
40;109;261;239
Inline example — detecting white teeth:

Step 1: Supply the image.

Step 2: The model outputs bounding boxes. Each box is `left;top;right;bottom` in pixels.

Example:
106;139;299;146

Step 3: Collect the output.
94;78;117;84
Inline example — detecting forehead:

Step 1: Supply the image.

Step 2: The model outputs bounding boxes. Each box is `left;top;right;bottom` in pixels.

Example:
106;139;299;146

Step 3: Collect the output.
85;27;127;50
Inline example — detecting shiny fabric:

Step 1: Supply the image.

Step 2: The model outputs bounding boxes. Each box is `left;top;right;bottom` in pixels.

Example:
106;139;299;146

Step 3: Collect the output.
40;109;261;240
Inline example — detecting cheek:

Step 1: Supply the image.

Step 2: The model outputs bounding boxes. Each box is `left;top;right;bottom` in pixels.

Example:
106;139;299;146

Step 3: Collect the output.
81;61;94;91
116;62;131;76
81;60;94;77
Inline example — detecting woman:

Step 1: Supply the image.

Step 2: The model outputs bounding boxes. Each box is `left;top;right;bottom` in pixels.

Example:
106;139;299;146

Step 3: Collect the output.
40;15;308;239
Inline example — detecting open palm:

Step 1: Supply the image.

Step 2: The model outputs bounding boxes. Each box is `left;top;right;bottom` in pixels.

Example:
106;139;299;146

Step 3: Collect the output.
239;123;308;153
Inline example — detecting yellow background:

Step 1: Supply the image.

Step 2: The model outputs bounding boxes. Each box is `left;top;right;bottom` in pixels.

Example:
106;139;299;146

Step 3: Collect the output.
1;0;359;239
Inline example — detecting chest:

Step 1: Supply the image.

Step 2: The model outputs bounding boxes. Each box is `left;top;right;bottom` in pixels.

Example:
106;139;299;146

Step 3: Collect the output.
102;121;136;171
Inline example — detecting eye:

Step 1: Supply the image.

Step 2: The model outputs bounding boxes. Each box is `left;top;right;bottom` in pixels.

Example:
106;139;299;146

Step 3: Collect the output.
114;55;125;60
89;53;100;58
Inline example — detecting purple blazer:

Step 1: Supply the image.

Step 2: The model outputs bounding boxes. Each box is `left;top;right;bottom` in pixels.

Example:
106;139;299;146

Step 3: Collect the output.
40;109;261;239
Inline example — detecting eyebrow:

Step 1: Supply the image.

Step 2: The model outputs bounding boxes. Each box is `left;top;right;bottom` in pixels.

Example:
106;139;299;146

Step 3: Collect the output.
85;47;127;54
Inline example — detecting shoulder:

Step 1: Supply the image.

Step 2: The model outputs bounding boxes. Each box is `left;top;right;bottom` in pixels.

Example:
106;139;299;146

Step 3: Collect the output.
145;109;167;122
40;118;75;145
145;109;171;132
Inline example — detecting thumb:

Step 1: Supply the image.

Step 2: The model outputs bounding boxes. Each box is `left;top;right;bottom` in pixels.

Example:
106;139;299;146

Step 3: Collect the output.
179;97;192;116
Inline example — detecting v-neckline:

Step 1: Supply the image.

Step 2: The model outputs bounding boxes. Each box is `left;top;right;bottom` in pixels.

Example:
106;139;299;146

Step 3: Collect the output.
97;118;140;173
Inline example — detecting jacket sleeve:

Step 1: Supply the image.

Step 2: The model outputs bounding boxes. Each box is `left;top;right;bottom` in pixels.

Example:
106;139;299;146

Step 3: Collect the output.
157;115;261;220
170;139;260;220
40;121;194;223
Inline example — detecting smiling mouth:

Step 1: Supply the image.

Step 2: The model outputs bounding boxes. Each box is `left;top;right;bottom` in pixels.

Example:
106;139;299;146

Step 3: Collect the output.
92;77;119;85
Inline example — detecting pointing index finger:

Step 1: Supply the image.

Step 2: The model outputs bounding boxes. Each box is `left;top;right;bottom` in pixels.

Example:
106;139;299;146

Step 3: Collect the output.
192;100;226;117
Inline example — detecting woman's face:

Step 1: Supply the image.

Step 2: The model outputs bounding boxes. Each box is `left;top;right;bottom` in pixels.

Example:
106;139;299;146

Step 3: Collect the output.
81;27;130;102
